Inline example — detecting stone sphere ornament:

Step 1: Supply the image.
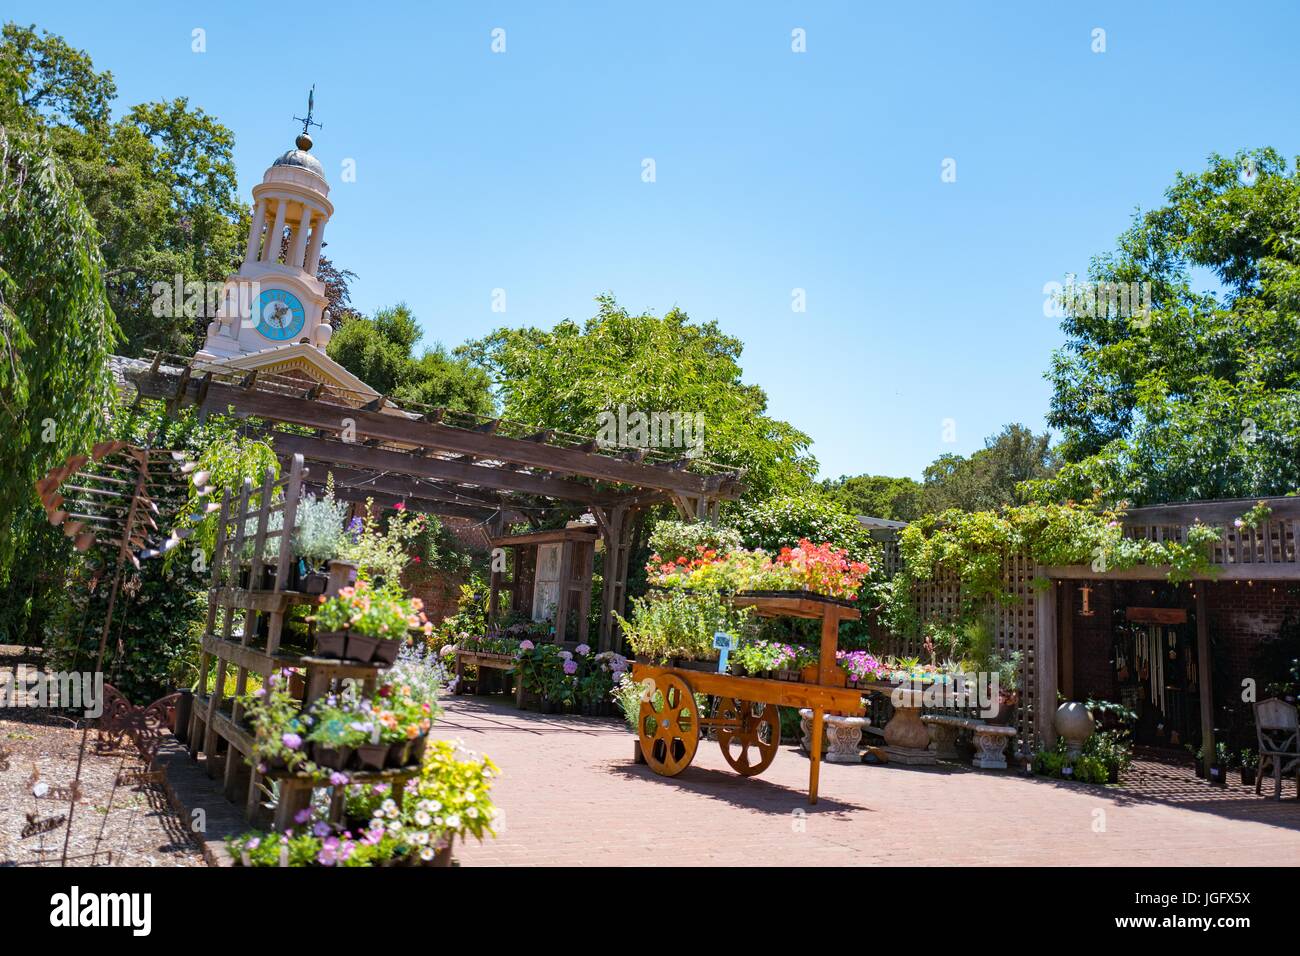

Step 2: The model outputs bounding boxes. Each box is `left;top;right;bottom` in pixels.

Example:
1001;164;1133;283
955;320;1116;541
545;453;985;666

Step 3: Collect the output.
1054;701;1095;757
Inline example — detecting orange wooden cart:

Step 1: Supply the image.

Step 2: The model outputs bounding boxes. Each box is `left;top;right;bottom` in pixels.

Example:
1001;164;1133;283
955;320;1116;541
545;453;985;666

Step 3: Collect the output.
630;591;864;804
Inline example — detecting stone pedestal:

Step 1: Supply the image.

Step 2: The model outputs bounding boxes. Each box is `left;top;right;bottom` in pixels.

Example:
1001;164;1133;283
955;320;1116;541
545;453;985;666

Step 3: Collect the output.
971;725;1017;770
880;688;937;765
825;716;870;763
798;709;825;757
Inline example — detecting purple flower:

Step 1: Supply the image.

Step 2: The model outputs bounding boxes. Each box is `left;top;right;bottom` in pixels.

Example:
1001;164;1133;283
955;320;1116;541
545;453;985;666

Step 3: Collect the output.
329;772;349;786
518;640;535;652
294;808;312;824
313;822;332;838
246;837;261;850
282;732;302;750
575;643;591;657
563;660;578;675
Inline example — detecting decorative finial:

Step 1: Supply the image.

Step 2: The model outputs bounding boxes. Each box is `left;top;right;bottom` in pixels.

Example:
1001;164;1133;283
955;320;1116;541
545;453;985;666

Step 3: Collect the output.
293;85;322;150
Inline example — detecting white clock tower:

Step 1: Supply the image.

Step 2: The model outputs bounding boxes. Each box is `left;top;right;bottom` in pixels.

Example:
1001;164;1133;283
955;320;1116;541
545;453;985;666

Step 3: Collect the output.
194;94;384;404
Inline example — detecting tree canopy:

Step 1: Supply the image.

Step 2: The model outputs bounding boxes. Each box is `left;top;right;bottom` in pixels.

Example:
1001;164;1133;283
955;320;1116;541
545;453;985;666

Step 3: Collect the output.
328;303;494;415
0;23;245;357
1042;148;1300;505
0;124;119;591
458;294;818;500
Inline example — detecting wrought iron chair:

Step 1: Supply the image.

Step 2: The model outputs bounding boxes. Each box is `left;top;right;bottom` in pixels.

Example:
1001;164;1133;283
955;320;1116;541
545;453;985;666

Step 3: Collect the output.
1253;698;1299;800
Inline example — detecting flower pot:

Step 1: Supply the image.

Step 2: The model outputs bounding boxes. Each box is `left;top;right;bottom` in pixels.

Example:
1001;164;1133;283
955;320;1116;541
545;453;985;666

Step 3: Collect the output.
325;559;359;597
302;571;329;595
315;630;347;659
1053;702;1095;758
345;632;380;663
1241;767;1257;786
988;696;1018;726
372;638;402;667
1208;764;1228;787
410;734;428;766
388;740;413;768
355;743;388;770
799;665;819;684
1194;761;1206;779
312;743;353;770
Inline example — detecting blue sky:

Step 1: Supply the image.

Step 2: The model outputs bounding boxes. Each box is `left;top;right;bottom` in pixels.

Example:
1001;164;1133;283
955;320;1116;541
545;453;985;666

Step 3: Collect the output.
11;1;1299;480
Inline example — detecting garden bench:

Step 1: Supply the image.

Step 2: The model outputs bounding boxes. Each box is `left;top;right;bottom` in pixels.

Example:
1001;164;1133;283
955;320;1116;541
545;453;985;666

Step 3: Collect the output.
921;715;1017;769
454;650;525;708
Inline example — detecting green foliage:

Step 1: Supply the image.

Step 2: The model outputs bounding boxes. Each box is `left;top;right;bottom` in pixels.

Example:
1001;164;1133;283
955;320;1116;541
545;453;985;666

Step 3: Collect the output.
0;124;119;591
920;424;1058;512
172;432;279;562
458;294;818;499
730;494;874;560
819;473;923;522
1043;148;1300;505
615;589;756;663
646;519;742;564
1;24;245;356
884;500;1221;639
327;303;494;415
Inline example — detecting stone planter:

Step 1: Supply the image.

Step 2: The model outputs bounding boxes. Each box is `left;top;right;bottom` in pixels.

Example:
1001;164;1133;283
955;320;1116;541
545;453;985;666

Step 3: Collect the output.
1053;702;1095;758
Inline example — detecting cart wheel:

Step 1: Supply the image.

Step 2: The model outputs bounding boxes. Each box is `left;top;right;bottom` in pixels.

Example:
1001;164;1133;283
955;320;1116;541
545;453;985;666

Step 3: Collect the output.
714;698;780;777
638;672;699;777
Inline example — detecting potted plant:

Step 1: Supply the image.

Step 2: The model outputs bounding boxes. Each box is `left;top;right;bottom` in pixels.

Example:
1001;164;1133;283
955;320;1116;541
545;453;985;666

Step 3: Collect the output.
293;491;348;594
241;670;311;774
1240;749;1258;786
313;582;430;664
306;696;368;770
1208;742;1230;787
837;649;886;687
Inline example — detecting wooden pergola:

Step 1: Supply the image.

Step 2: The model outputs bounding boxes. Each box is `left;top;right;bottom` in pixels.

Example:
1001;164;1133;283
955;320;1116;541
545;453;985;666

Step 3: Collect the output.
122;352;744;649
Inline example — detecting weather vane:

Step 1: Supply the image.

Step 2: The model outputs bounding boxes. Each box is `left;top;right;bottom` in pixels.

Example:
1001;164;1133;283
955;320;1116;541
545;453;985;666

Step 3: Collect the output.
293;85;323;138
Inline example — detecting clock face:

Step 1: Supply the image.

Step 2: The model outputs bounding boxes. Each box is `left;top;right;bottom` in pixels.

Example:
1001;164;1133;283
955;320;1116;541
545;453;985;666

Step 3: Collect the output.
255;289;306;341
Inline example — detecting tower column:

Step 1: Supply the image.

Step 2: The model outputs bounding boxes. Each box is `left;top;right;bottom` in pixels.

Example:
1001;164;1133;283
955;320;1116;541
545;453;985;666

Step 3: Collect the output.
305;219;326;275
261;199;288;263
289;205;313;269
244;199;267;265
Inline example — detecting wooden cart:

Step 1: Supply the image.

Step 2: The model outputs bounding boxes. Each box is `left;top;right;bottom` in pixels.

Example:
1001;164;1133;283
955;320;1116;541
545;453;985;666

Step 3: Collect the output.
630;592;864;804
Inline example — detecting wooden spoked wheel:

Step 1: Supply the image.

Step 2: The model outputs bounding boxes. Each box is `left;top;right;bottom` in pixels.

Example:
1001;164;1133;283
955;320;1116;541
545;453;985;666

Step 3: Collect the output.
638;672;699;776
713;697;780;777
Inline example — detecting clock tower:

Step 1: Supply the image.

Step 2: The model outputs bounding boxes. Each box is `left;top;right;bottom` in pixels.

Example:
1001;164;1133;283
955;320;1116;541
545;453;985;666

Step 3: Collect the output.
198;105;334;361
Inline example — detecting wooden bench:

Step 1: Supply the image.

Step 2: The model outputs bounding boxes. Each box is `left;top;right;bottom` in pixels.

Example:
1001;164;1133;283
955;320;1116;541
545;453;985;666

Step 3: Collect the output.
921;715;1017;769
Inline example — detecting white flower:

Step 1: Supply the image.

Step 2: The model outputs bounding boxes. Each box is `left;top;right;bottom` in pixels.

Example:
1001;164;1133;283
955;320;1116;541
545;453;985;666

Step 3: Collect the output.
415;810;432;826
445;813;461;829
466;807;479;819
420;847;435;861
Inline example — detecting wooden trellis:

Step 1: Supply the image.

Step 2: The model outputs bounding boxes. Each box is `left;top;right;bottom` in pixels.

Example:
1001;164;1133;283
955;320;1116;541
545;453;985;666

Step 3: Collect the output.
189;453;408;828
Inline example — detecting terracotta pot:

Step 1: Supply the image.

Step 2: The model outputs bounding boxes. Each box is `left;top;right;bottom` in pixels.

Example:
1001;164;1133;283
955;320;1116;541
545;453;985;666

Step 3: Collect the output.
346;632;380;663
372;638;402;667
312;743;353;770
356;743;388;770
315;630;347;659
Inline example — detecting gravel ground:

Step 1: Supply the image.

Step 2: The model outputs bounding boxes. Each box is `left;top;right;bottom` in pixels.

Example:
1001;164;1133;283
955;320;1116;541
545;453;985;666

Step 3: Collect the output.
0;708;205;867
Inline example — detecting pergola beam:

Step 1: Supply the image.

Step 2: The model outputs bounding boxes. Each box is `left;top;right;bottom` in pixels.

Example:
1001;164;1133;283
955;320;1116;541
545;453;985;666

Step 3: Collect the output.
132;370;741;499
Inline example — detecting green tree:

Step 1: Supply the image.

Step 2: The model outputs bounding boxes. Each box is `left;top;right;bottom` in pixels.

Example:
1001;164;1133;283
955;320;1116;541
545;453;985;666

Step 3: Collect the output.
0;24;245;356
819;473;922;521
1043;148;1300;505
920;424;1057;513
0;125;119;596
459;294;817;499
328;303;494;414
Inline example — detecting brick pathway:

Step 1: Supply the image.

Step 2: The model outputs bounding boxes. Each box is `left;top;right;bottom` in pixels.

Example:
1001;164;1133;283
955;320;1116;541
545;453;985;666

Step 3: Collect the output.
434;696;1300;866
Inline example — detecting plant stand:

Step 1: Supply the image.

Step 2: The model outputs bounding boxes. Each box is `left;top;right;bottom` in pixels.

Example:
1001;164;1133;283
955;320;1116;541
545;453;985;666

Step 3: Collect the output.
970;724;1017;769
824;715;869;763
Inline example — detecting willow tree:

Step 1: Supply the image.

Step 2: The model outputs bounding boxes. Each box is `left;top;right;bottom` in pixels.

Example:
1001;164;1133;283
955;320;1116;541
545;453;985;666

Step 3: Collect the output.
0;125;119;605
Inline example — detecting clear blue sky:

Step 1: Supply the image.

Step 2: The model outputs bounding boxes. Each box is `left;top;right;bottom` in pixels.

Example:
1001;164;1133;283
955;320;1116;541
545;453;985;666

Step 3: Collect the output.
11;1;1298;480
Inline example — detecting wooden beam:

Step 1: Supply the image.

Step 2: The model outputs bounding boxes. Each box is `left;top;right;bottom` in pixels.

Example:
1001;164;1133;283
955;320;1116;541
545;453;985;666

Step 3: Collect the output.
130;371;740;497
1123;496;1300;525
1040;563;1300;581
1195;587;1214;778
1060;583;1075;700
328;483;510;523
269;431;610;503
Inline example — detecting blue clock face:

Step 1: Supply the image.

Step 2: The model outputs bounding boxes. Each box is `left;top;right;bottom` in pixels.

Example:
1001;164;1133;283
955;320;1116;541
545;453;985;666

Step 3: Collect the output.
255;289;306;341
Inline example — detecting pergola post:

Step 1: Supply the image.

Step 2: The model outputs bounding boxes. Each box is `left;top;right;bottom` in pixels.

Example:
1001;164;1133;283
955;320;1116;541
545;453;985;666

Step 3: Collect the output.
595;504;640;652
1035;579;1059;748
1195;586;1214;777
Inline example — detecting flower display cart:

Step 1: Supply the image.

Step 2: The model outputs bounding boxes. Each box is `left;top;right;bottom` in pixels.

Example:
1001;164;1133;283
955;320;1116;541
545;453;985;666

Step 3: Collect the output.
631;591;863;804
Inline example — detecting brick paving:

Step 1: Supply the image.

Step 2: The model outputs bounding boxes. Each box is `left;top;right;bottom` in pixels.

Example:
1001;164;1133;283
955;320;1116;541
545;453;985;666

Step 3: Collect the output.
434;696;1300;866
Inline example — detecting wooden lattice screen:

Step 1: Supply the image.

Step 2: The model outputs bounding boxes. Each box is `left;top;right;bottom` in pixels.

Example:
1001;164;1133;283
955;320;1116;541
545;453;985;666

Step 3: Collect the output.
873;539;1042;752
